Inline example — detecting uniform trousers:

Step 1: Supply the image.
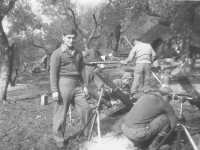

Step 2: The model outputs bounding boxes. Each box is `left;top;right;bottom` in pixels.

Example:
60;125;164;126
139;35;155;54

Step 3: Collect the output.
53;77;92;143
122;114;170;142
85;65;95;85
131;63;151;94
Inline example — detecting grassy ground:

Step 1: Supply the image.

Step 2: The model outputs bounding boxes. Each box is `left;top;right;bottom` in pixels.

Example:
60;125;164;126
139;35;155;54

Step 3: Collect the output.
0;66;200;150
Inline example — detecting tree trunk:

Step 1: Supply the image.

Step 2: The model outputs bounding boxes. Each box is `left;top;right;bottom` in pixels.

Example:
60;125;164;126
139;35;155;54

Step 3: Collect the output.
169;2;198;68
10;69;18;86
8;42;19;87
0;22;11;101
8;43;14;84
113;24;121;52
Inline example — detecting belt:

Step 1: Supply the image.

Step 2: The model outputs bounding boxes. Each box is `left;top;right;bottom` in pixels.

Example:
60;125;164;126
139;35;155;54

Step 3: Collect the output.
59;76;79;80
123;123;150;130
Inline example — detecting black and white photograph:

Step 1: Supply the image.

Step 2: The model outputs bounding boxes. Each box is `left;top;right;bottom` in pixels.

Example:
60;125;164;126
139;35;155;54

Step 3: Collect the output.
1;0;200;150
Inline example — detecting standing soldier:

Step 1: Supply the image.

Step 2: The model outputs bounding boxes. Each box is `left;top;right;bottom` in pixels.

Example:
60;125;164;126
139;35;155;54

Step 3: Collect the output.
50;27;92;149
120;39;156;98
83;44;101;85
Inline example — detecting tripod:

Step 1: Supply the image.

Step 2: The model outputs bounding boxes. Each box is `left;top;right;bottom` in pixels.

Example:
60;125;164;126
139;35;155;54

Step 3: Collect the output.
76;87;104;142
156;97;199;150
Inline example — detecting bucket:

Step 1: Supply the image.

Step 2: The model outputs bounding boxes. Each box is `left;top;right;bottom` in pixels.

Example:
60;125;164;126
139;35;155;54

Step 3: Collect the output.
41;94;48;105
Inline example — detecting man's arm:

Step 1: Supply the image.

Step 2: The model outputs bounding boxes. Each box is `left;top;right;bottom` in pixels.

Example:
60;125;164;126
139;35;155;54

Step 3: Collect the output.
126;47;137;63
83;50;91;65
162;102;178;127
50;51;60;92
151;46;156;63
121;47;136;64
79;53;87;87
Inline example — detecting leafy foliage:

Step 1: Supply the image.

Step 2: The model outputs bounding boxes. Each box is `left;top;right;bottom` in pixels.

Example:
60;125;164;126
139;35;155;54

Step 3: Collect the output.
2;0;200;61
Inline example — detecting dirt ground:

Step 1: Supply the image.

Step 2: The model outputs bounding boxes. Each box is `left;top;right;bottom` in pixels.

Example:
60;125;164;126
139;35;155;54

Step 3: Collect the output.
1;66;200;150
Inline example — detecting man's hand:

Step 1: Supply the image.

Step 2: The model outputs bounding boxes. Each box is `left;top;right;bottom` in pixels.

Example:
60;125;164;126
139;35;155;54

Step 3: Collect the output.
120;60;128;65
83;87;88;95
110;100;119;106
52;92;59;102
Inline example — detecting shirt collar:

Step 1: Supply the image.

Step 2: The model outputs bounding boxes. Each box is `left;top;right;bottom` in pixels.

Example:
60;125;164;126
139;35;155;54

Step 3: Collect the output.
61;44;75;55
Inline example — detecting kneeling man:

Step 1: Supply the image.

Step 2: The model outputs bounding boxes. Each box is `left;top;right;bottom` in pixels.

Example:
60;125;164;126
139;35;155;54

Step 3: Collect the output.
122;86;177;150
102;72;134;105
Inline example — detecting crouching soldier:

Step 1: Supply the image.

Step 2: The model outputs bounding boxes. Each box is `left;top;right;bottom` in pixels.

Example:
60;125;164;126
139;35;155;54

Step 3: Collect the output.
122;86;178;150
113;72;133;95
102;72;134;105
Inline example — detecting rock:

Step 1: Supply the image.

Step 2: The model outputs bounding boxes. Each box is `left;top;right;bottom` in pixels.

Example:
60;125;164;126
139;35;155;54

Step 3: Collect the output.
83;132;135;150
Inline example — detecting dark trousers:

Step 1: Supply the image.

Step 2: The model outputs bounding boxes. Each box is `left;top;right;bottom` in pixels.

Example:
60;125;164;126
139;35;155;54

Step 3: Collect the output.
131;63;151;94
85;65;95;85
53;78;92;143
122;114;170;142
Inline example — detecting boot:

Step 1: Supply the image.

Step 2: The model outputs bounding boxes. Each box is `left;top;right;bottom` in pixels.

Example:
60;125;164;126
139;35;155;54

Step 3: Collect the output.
148;135;164;150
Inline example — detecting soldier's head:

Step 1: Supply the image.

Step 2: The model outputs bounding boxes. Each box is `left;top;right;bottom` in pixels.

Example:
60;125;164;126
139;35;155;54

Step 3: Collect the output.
122;72;133;85
157;86;173;102
62;27;77;48
131;38;141;46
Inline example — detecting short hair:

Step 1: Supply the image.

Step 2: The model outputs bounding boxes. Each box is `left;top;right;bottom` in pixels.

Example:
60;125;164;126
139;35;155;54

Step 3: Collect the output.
158;86;173;96
62;27;77;36
132;38;141;42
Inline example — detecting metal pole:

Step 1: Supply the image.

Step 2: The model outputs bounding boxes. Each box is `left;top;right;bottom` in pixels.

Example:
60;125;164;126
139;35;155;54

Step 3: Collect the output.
151;71;162;85
97;110;101;142
176;124;181;150
96;88;104;142
182;125;199;150
177;99;184;150
124;36;134;48
88;113;97;141
69;105;72;125
97;88;104;107
77;112;96;141
155;125;176;150
180;101;183;116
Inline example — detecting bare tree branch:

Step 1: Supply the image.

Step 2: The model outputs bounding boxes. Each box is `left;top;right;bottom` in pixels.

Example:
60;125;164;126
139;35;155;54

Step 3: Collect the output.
86;13;101;48
67;7;78;29
66;7;84;36
93;14;99;26
26;36;49;55
121;20;133;34
91;35;101;40
65;7;101;49
22;52;34;61
145;0;171;17
0;0;18;20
